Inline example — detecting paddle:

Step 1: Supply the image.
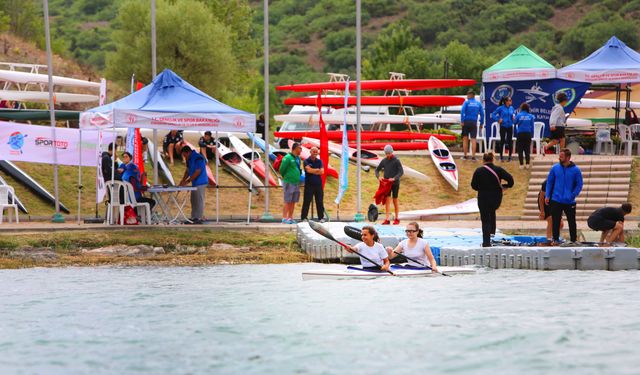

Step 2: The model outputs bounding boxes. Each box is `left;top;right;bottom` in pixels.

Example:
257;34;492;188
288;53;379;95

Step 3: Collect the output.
308;220;394;276
343;225;450;276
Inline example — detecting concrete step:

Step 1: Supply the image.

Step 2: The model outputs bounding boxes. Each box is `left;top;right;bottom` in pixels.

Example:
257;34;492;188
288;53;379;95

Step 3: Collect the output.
529;177;631;185
526;190;629;198
522;208;614;217
526;184;630;192
531;157;633;165
524;202;628;211
530;170;631;178
524;197;628;206
530;164;632;172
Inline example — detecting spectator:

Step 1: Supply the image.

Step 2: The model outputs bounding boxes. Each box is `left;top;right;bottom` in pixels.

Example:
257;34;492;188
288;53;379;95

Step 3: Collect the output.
544;92;569;154
545;148;583;244
471;152;514;247
375;145;404;225
163;130;183;165
141;137;149;163
514;102;535;169
279;142;302;224
538;178;563;242
101;142;121;182
120;151;155;211
198;131;217;161
491;96;515;162
256;113;266;140
460;89;485;161
587;203;632;244
300;146;325;222
179;146;208;224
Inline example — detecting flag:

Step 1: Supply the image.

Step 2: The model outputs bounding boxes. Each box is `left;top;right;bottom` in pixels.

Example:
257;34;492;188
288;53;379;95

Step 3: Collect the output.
316;91;329;188
125;80;146;185
334;79;350;205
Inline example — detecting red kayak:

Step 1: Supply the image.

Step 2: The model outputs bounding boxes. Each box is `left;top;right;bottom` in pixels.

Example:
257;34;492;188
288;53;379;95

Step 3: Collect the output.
275;131;456;142
289;140;339;179
276;79;476;92
347;142;429;151
284;95;464;107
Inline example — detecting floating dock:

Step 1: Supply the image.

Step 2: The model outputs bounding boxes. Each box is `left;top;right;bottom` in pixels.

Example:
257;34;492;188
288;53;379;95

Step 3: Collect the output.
297;222;640;270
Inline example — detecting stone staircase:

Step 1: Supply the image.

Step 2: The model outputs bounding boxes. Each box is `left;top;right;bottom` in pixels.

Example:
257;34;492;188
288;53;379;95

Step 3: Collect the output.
522;156;634;220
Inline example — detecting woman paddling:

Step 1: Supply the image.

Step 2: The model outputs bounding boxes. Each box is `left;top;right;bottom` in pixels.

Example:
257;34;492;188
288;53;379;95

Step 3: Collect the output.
347;226;391;272
385;222;439;273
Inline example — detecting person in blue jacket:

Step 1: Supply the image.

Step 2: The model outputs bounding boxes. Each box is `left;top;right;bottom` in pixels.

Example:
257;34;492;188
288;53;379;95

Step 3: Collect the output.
545;148;583;244
460;89;485;161
120;151;155;211
514;103;535;169
491;96;515;162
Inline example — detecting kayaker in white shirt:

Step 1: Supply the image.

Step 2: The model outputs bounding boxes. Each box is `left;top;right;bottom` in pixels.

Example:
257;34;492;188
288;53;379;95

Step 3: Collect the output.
347;226;391;272
386;222;439;272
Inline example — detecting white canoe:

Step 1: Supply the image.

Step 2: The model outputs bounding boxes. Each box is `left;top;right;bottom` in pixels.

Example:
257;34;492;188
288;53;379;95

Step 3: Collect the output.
302;265;476;280
398;198;479;220
0;70;100;89
302;137;429;181
216;141;264;188
0;90;99;103
428;136;458;190
274;113;458;125
228;133;279;186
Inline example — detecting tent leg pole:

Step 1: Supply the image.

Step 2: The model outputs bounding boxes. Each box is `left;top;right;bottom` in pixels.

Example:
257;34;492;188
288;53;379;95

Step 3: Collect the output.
215;131;219;223
77;129;82;225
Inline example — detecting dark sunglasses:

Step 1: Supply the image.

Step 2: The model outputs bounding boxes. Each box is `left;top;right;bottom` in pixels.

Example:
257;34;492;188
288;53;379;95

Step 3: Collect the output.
405;229;417;233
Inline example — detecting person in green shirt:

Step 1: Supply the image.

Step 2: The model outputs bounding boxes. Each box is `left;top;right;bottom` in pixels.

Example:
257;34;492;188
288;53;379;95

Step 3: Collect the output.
279;142;302;224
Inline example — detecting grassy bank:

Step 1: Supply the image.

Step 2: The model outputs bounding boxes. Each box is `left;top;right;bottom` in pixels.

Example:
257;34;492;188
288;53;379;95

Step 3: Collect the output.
0;229;308;269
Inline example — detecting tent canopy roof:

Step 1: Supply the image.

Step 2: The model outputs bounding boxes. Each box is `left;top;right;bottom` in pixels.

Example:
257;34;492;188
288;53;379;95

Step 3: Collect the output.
482;45;556;82
558;36;640;84
485;45;554;72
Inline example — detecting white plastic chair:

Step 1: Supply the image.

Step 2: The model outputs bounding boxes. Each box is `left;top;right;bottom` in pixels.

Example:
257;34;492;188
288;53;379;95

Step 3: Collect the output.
618;124;640;156
594;123;614;155
0;185;19;224
105;181;151;225
532;122;545;155
487;122;501;153
475;124;487;153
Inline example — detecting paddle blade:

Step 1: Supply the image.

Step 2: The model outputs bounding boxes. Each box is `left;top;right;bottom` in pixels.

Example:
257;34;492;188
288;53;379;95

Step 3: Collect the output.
308;220;337;242
343;225;363;241
367;204;379;222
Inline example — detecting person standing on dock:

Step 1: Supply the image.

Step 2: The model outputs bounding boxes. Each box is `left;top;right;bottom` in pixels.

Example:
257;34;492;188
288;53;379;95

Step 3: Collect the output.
460;89;485;161
587;203;632;244
279;142;303;224
300;146;325;222
545;148;583;244
375;145;404;225
471;152;514;247
179;146;208;224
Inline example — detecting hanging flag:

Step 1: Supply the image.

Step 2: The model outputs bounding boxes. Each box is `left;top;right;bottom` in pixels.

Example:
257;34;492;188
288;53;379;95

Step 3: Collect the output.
334;79;350;205
317;91;329;188
125;81;147;185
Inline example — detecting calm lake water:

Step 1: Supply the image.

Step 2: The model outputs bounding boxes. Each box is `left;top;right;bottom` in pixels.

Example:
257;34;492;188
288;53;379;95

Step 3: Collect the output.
0;264;638;375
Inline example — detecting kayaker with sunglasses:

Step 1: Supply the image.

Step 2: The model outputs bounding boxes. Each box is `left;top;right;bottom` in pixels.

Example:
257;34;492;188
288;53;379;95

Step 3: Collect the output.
346;226;391;272
385;222;438;272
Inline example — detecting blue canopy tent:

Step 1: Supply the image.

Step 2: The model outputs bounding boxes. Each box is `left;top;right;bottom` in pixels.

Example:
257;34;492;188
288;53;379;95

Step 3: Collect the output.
483;46;590;140
559;36;640;126
80;69;257;223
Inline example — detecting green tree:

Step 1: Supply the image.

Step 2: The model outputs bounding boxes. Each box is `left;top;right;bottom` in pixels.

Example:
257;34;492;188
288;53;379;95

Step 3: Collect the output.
0;0;44;45
106;0;235;97
363;22;421;79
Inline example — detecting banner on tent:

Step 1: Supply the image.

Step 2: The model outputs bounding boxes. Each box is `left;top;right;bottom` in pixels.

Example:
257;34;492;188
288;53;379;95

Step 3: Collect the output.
483;79;590;136
0;122;116;167
80;110;256;132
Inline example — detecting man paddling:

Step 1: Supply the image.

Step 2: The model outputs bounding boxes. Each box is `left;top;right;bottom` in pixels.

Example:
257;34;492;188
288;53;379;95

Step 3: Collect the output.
375;145;404;225
460;89;484;161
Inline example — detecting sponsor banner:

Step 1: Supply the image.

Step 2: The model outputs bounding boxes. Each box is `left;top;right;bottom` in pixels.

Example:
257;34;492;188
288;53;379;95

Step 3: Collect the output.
558;69;640;84
0;122;115;167
80;110;256;132
482;68;556;82
483;78;590;137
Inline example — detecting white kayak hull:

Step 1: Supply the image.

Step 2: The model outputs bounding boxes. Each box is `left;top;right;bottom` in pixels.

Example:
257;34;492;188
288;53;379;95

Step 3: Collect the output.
228;133;279;186
0;70;100;89
428;136;458;190
0;90;99;103
302;137;428;181
302;265;475;280
216;142;265;188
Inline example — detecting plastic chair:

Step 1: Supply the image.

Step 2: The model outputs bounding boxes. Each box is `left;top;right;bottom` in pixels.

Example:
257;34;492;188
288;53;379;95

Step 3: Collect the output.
0;185;19;224
487;122;501;153
618;124;640;156
531;122;545;155
105;181;151;225
475;124;487;153
594;123;614;155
